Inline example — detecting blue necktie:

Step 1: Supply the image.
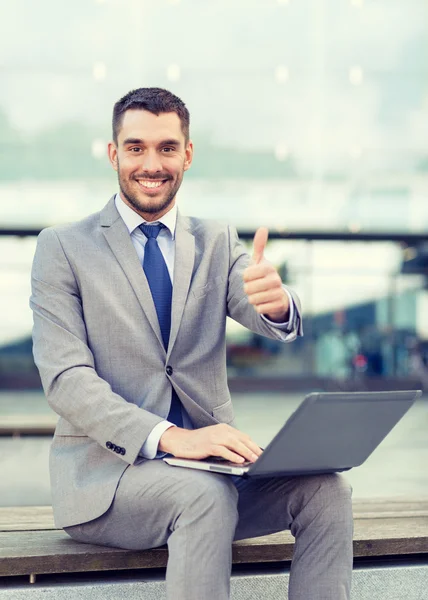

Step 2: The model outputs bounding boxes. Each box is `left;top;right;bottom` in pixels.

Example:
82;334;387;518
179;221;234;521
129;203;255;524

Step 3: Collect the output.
139;223;183;428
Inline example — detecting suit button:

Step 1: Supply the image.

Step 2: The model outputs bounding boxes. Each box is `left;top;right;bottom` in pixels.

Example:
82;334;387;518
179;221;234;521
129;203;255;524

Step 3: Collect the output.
166;366;173;376
120;448;126;456
106;441;113;449
114;447;121;454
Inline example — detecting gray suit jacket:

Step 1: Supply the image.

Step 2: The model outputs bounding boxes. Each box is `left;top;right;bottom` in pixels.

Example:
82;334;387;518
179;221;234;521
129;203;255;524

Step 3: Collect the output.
30;197;302;528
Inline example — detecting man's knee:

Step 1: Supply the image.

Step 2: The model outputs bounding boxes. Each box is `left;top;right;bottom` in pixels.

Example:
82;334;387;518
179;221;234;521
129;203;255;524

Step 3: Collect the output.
311;473;352;519
294;473;353;528
316;473;352;500
175;472;239;530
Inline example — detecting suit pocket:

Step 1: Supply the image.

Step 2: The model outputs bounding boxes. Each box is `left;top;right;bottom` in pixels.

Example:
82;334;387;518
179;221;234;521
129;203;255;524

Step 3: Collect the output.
192;275;225;300
212;399;234;424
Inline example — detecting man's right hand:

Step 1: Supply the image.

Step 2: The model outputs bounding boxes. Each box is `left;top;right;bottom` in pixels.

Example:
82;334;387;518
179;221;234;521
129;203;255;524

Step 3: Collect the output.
159;424;263;464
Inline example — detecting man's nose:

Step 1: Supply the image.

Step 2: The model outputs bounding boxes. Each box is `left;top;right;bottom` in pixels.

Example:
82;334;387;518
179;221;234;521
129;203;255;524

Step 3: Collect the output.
141;150;162;173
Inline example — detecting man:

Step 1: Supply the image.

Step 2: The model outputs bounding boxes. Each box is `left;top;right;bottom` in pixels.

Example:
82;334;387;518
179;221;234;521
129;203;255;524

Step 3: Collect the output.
30;87;353;600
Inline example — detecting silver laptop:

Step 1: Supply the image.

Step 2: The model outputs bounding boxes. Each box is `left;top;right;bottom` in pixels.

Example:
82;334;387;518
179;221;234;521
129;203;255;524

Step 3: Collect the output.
163;390;421;477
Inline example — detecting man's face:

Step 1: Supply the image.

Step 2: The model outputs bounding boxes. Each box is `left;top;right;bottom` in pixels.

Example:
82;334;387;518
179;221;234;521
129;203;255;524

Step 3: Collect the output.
108;109;193;221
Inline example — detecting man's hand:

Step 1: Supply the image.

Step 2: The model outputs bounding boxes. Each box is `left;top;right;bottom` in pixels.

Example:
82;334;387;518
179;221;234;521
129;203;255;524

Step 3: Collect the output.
159;424;263;464
243;227;290;323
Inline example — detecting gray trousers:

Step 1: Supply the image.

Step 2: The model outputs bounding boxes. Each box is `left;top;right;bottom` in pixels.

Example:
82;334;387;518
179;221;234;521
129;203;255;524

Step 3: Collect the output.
65;460;353;600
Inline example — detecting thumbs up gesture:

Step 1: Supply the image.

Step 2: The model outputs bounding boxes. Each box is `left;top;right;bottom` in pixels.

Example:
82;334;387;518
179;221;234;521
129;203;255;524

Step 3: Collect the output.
243;227;290;323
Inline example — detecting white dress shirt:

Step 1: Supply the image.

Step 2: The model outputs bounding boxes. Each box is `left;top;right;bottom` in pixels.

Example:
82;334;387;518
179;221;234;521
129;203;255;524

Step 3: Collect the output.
115;193;295;459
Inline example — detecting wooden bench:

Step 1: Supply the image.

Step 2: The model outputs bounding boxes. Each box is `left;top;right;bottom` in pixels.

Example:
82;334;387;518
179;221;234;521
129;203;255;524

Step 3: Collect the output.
1;499;428;583
0;415;57;437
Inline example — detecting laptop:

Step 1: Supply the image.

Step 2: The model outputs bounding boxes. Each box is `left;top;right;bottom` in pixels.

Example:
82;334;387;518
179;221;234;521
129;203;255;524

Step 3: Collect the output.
163;390;421;477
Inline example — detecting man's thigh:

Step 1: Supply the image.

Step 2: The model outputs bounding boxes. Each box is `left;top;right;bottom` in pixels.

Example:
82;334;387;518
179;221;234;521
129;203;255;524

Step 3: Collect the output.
65;460;238;550
233;473;352;541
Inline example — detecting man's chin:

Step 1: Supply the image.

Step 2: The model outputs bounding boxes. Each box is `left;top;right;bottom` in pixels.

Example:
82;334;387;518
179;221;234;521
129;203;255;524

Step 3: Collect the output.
122;190;174;216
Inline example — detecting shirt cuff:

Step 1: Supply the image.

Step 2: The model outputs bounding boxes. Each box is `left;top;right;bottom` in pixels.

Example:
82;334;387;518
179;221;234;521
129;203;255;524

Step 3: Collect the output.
260;287;294;331
139;421;176;459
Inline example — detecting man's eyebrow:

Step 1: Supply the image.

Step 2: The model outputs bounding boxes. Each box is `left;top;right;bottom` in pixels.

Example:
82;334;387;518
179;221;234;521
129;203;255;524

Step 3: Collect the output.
122;137;182;146
123;137;144;146
158;138;181;147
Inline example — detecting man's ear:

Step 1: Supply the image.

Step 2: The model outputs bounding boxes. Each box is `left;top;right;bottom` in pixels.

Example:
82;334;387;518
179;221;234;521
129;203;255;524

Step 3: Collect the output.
107;142;118;172
184;140;194;172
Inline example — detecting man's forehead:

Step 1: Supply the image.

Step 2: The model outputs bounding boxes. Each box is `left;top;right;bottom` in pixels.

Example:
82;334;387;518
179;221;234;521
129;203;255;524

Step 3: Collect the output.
119;109;184;143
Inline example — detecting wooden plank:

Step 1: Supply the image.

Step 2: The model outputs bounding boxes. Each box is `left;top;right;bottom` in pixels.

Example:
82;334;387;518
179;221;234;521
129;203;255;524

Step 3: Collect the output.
1;497;427;521
0;500;427;577
0;415;57;436
2;499;428;532
1;498;428;532
0;530;288;575
0;531;169;576
354;516;428;543
233;517;428;562
0;507;56;532
352;497;428;519
1;515;428;576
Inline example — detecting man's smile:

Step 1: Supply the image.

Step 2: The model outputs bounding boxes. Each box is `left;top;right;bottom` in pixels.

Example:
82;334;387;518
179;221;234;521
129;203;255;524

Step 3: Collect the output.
135;179;168;191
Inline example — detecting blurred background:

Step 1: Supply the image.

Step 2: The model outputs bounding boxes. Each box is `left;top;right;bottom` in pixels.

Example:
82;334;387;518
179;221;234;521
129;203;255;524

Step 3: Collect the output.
1;0;428;505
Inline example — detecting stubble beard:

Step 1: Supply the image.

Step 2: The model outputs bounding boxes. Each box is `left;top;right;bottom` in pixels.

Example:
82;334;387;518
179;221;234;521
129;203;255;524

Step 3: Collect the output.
117;162;184;216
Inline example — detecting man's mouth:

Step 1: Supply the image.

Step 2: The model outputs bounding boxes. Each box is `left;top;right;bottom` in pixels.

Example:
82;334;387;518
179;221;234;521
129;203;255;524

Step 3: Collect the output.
136;179;167;190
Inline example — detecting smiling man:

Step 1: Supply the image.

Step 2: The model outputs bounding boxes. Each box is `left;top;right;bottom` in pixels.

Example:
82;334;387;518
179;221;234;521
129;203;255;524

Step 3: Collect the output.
30;88;353;600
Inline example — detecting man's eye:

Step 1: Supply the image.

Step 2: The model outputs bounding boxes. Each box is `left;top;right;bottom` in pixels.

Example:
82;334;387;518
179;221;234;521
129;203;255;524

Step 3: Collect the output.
162;147;175;153
130;147;141;152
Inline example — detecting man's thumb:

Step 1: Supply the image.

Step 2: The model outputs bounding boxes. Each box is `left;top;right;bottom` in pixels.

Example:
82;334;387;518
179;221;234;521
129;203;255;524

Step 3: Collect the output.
252;227;269;264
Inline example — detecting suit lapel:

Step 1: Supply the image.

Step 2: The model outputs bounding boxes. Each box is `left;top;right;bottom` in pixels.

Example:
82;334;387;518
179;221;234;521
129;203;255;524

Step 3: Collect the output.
168;212;195;355
100;197;164;350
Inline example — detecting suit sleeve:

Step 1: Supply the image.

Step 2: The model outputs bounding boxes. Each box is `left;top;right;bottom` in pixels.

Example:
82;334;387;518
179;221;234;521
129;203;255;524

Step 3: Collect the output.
226;225;303;342
30;227;164;465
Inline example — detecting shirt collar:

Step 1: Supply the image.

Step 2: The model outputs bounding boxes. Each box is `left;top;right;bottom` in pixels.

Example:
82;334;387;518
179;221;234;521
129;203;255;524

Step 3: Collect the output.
115;193;177;240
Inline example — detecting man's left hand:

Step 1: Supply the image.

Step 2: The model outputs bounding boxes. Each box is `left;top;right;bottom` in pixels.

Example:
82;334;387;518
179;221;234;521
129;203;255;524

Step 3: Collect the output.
243;227;290;323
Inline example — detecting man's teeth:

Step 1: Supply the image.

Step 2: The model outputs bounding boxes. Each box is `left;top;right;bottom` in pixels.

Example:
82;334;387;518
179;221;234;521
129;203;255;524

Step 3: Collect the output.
138;180;164;189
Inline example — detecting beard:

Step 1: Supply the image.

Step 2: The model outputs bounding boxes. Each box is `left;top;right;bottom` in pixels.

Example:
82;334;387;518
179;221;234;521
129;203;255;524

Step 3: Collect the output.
117;160;184;216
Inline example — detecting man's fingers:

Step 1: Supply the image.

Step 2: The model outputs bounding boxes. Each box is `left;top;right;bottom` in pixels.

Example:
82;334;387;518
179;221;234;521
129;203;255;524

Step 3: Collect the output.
230;440;260;463
252;227;269;264
244;441;263;459
211;428;263;463
226;433;263;462
244;270;280;292
236;433;263;457
212;446;246;463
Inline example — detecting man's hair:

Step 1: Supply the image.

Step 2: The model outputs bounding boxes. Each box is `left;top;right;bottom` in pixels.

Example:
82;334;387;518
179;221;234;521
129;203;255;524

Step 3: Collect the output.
112;87;190;144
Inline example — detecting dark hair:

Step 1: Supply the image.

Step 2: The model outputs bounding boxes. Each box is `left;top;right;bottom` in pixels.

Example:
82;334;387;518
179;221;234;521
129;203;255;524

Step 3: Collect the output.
112;87;190;144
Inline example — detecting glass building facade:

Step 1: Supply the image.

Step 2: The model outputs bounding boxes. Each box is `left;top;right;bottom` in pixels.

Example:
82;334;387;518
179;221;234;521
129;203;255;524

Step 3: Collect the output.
1;0;428;386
